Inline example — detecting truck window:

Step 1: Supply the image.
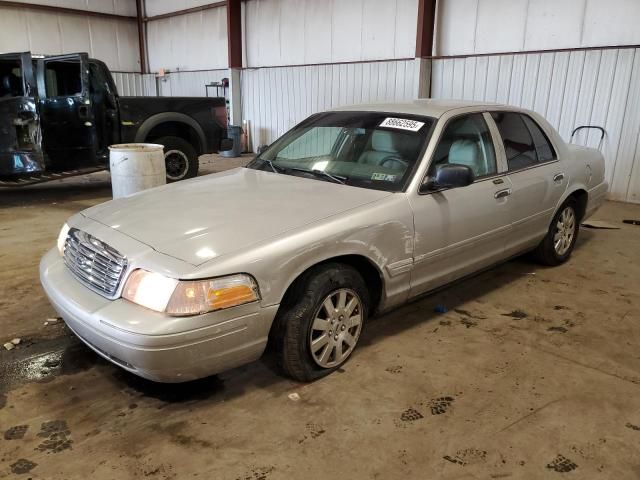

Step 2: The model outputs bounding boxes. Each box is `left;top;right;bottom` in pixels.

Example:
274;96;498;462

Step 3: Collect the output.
0;59;23;97
44;59;82;97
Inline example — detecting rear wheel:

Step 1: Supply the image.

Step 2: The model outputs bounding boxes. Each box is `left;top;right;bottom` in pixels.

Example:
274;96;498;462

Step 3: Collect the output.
275;263;369;382
155;136;199;182
533;198;579;266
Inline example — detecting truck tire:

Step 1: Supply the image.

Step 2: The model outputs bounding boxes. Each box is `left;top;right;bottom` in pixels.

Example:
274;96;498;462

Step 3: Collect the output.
156;136;199;182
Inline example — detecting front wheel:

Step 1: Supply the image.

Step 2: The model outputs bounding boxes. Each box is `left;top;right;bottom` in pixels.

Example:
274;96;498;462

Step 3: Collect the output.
276;263;369;382
156;136;199;182
533;198;579;266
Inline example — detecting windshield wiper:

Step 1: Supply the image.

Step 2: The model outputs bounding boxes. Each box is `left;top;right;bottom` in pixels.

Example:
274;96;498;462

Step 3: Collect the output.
260;158;286;174
288;167;347;185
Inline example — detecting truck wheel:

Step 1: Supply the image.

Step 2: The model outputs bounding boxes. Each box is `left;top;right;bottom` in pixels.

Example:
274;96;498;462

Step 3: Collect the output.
156;136;198;182
275;263;369;382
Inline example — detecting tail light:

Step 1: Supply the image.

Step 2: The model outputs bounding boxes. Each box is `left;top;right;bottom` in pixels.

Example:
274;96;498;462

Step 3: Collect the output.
212;106;228;129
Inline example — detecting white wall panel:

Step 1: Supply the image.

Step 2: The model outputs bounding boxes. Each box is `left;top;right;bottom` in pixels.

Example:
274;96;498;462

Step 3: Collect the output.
241;59;420;149
147;7;228;71
0;5;140;71
431;48;640;203
111;72;157;96
475;0;528;54
145;0;215;17
156;69;229;97
10;0;136;16
437;0;640;56
244;0;419;67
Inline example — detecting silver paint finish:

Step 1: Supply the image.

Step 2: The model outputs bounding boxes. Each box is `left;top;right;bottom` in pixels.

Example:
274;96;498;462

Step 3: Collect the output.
40;101;608;382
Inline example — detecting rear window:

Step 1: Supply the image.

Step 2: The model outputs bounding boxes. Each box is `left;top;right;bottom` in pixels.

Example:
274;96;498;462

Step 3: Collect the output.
0;59;23;97
491;112;556;171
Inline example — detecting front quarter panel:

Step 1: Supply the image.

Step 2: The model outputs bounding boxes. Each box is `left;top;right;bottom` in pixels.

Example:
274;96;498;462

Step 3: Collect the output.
187;194;416;313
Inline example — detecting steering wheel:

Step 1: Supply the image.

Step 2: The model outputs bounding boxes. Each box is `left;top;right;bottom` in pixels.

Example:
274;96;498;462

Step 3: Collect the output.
380;155;408;171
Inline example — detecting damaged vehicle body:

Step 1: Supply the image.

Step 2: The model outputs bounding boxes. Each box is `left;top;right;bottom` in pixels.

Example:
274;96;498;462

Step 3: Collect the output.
0;52;231;186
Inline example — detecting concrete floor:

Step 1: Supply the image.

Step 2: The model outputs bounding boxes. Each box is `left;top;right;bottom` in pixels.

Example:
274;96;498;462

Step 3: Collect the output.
1;157;639;479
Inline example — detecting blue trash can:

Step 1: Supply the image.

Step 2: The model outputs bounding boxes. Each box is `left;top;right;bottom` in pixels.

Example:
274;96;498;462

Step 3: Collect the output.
221;125;242;158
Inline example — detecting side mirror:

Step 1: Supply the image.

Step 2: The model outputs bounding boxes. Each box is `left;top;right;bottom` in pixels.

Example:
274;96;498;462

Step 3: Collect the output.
257;144;268;155
219;138;234;151
421;164;474;192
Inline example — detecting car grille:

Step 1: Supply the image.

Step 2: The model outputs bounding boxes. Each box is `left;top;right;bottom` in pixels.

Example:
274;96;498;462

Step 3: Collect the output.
63;228;128;298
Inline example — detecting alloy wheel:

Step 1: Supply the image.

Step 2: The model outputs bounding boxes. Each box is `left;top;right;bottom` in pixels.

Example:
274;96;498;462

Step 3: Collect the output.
309;288;363;368
554;206;576;256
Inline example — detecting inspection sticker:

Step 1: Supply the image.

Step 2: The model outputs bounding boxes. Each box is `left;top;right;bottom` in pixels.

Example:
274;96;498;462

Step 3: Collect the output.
371;173;397;181
379;117;425;132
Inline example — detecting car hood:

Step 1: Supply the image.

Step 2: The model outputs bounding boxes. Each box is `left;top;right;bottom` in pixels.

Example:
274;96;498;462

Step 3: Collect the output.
82;168;392;266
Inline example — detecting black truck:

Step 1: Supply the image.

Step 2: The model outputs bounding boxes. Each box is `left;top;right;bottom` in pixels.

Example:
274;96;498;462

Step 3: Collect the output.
0;52;231;186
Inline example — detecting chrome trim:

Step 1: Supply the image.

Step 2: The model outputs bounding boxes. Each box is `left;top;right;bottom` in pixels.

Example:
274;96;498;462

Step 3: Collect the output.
63;228;128;298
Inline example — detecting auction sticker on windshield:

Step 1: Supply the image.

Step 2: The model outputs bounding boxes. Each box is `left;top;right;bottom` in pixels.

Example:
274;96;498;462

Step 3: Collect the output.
379;117;425;132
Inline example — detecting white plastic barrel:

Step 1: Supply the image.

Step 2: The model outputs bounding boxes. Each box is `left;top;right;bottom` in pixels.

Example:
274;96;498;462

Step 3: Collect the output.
108;143;166;199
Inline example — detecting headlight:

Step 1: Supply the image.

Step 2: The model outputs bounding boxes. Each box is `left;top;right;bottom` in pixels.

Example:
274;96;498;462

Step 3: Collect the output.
57;223;70;255
122;270;259;316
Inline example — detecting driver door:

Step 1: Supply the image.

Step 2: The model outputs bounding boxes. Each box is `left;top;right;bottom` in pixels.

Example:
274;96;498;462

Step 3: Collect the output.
0;52;45;176
36;53;100;171
408;112;512;297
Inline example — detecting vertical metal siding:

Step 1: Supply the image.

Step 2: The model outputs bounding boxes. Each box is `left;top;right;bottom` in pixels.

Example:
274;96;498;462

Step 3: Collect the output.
156;70;229;97
111;72;157;97
431;48;640;203
240;59;420;150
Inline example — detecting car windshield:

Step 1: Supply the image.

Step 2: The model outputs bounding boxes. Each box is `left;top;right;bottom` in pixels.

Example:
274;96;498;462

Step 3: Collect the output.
246;111;435;192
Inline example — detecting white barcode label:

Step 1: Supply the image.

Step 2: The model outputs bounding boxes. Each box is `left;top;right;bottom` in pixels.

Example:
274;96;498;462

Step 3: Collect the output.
379;117;425;132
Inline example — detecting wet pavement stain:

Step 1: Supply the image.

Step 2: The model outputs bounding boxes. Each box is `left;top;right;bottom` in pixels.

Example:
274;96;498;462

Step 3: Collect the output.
114;369;224;405
400;408;424;422
4;424;28;440
10;458;37;474
502;310;528;319
35;420;73;453
546;454;578;472
443;448;487;466
0;334;100;394
427;396;455;415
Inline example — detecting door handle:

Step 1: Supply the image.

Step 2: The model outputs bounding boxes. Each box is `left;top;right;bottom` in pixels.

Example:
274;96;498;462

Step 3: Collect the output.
553;173;565;182
494;188;512;199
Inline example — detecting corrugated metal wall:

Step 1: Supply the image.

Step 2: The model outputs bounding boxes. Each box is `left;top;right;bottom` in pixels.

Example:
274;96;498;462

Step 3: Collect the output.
147;7;228;72
111;72;156;96
0;1;140;72
431;47;640;203
241;59;421;148
156;70;229;97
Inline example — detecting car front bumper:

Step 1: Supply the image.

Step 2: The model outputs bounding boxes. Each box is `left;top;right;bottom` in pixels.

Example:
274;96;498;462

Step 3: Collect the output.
40;248;278;382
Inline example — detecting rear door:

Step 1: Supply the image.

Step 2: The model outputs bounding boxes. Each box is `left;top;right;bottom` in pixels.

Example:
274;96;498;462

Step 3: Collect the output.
0;52;45;176
36;53;100;170
488;111;566;256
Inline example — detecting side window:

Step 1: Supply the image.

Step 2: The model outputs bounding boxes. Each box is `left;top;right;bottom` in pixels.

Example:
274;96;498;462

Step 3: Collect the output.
431;113;497;178
522;115;556;162
491;112;538;171
44;59;82;97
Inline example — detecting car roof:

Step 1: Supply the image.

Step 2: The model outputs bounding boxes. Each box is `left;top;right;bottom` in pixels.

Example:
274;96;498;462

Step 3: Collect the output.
330;99;506;118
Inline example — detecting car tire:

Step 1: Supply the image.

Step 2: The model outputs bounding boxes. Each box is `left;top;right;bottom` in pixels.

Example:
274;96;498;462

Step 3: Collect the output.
533;197;579;266
156;136;199;182
275;263;369;382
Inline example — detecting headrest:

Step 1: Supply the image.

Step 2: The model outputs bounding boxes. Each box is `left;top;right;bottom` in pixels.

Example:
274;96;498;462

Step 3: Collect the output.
371;130;398;152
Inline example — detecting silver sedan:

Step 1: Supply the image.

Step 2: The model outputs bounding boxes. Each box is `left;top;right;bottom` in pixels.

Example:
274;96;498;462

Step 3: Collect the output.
40;100;607;382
